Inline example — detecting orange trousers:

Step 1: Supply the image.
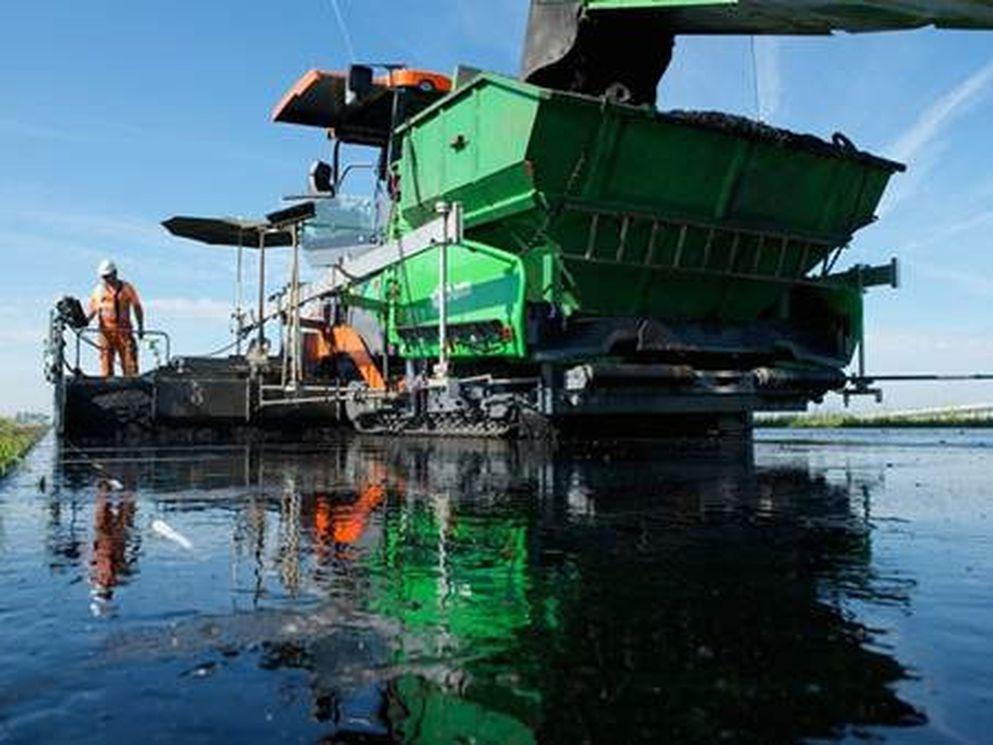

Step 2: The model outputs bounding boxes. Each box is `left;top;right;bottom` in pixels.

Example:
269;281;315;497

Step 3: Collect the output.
99;329;138;378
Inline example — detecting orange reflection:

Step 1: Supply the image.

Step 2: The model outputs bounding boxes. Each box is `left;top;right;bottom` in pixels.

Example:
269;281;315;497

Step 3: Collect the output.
313;463;393;561
90;480;137;602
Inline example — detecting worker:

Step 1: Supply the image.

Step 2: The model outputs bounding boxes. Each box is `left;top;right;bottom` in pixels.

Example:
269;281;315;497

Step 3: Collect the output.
87;259;145;378
89;478;137;610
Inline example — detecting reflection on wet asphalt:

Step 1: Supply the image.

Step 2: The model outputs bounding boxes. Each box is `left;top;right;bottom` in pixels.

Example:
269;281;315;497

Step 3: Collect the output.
1;430;992;743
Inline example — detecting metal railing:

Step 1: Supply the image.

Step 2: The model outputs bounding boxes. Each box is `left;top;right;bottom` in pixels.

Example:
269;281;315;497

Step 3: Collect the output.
562;202;849;287
73;328;172;375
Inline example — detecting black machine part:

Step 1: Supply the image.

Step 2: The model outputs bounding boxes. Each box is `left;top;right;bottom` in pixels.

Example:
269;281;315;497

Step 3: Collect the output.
56;296;89;330
522;1;675;106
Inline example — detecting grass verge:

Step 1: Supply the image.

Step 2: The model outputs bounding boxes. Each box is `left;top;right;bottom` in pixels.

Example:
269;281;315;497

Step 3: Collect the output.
0;419;47;476
758;411;993;429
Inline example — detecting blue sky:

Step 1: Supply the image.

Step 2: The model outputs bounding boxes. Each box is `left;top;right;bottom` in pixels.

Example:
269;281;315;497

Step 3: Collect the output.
1;0;992;414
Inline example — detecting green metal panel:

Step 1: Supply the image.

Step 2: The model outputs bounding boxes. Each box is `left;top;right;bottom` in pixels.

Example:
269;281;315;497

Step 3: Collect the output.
359;239;528;361
527;97;896;241
398;78;542;232
394;72;898;342
399;72;899;243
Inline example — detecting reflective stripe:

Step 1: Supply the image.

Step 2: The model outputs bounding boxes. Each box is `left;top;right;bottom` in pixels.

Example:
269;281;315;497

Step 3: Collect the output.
91;282;139;330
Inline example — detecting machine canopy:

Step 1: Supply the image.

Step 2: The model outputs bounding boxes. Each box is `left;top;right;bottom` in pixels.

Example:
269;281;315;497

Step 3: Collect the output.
523;0;993;104
578;0;993;34
271;69;451;147
162;217;294;248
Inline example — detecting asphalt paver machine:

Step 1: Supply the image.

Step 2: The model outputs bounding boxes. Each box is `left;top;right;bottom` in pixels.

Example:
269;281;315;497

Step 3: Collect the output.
49;1;993;440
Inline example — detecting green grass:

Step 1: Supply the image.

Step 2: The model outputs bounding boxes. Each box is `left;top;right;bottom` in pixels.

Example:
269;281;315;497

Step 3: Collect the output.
0;418;46;476
758;409;993;429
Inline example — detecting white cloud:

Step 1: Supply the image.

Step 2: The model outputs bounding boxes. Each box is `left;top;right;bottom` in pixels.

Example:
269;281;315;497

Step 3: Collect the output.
941;208;993;236
0;205;236;284
0;117;89;144
908;258;993;297
146;297;233;320
0;325;45;345
879;59;993;216
898;207;993;257
886;58;993;163
871;326;993;360
11;207;170;251
0;299;49;346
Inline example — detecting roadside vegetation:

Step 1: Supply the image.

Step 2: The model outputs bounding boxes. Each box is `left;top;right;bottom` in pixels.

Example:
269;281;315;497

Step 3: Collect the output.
0;418;47;476
758;407;993;429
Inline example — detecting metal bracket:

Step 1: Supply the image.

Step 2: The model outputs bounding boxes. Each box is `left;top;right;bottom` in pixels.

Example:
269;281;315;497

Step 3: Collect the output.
842;382;884;406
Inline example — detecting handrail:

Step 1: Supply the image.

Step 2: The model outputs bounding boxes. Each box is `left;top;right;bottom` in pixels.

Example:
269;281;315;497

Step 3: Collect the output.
73;328;172;375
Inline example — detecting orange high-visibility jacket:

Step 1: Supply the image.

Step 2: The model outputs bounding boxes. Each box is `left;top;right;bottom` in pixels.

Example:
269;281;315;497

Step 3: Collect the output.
90;281;142;331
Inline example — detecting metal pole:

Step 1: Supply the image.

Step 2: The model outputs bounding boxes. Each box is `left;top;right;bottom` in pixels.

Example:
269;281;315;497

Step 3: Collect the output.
383;80;407;183
291;223;301;387
257;232;266;352
436;201;450;378
236;243;244;355
280;303;288;388
858;267;866;380
382;306;390;388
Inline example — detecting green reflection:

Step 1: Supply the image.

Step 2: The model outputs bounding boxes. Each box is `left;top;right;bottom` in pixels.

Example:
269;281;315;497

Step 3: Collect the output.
387;675;536;745
368;504;533;645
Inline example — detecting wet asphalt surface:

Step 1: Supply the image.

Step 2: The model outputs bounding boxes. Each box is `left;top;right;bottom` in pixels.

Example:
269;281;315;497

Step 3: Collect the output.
1;429;991;744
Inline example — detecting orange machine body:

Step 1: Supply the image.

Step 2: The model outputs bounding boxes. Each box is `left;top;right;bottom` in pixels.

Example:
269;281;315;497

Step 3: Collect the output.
304;322;386;391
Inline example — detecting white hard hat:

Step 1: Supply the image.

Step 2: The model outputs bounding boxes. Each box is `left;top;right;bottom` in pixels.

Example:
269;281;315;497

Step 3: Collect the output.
98;259;117;278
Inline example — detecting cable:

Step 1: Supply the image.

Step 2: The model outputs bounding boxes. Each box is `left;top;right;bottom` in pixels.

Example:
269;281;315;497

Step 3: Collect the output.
204;338;242;359
750;35;761;121
76;331;104;351
326;0;356;62
852;374;993;383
